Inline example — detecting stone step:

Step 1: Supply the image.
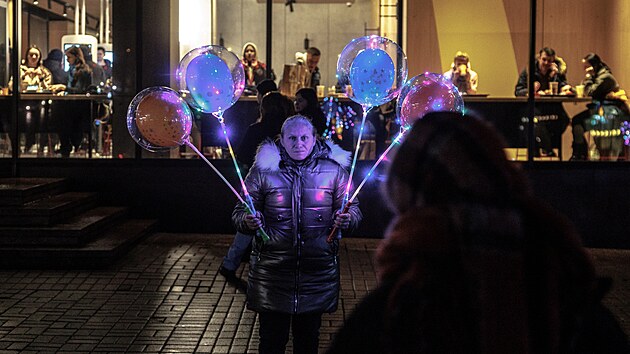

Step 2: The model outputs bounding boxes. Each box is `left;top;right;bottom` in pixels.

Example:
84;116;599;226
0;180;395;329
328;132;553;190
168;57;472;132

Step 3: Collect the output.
0;192;99;226
0;206;129;246
0;178;67;206
0;219;158;269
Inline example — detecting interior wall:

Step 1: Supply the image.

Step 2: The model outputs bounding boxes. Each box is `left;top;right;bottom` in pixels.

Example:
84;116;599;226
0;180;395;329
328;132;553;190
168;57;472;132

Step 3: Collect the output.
26;13;47;54
405;0;441;78
432;0;519;96
216;0;379;90
48;20;69;54
610;1;630;91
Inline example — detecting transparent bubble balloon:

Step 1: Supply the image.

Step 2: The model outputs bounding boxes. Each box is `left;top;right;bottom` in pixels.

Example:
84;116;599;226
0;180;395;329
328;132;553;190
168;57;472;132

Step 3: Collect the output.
337;36;407;108
127;86;193;152
396;73;464;130
176;45;245;114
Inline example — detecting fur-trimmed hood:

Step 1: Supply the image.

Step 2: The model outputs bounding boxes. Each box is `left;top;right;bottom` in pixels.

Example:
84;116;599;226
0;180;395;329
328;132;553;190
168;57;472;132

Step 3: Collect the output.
253;138;351;171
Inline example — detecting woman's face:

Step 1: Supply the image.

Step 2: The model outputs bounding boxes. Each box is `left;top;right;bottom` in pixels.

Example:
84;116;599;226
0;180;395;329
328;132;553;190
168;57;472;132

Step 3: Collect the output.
26;49;40;67
244;45;256;62
294;94;308;113
66;52;77;66
280;123;315;161
582;59;593;72
97;49;105;62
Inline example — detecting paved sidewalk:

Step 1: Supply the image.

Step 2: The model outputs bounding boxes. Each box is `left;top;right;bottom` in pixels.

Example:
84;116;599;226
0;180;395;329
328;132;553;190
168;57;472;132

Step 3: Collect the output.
0;233;627;353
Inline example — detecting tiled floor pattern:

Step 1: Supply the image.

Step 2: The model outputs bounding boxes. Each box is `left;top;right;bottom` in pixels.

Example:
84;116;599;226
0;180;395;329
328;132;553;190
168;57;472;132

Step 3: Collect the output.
0;233;626;353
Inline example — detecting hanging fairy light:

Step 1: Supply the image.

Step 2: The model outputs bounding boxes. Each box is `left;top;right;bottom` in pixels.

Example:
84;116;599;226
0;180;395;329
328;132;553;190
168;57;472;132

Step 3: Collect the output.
322;96;357;141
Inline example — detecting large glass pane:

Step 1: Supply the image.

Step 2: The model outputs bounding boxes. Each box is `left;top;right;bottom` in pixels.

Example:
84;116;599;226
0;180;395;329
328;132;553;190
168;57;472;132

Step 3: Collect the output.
535;0;630;162
193;0;396;162
408;0;630;162
16;0;113;158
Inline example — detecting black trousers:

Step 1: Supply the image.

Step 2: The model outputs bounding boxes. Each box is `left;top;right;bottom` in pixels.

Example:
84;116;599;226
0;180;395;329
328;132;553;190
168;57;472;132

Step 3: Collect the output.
258;311;322;354
55;101;90;157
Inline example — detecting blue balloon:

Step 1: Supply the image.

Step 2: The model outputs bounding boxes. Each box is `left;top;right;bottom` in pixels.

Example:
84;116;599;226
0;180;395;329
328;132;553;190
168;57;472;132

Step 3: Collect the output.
349;48;395;107
337;36;407;108
185;52;235;113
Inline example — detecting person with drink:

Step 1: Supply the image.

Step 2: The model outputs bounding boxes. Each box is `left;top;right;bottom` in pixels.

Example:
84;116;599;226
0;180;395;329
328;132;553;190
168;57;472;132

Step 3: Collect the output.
514;47;571;157
242;42;275;94
515;47;571;96
570;53;630;160
443;51;478;95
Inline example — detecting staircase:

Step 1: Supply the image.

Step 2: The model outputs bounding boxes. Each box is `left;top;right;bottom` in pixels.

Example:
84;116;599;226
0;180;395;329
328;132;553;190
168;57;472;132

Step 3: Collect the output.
0;178;157;269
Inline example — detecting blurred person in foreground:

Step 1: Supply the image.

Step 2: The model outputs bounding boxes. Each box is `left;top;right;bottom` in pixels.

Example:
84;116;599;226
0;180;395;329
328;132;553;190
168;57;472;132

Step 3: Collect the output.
327;111;629;354
443;51;478;95
233;115;362;354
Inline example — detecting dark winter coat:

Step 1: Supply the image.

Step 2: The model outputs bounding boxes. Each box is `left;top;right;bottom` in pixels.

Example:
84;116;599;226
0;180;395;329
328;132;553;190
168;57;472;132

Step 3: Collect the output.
233;139;362;314
583;66;619;101
515;58;568;96
327;202;629;354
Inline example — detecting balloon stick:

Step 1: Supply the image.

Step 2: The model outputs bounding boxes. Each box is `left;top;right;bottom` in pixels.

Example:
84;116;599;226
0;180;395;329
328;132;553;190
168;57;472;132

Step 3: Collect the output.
326;129;405;243
183;139;269;242
343;105;371;205
214;112;254;207
348;129;405;203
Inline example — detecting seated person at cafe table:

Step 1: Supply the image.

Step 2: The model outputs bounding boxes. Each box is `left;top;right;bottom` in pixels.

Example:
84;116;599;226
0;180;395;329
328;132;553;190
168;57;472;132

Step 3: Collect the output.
242;42;275;94
514;47;571;157
570;53;630;160
515;47;571;96
443;51;478;95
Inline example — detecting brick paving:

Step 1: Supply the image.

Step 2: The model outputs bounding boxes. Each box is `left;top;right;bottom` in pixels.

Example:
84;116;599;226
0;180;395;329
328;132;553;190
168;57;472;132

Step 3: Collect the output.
0;233;626;353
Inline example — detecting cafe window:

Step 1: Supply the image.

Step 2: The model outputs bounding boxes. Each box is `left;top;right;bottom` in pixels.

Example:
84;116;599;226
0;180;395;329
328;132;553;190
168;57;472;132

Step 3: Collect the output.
4;0;629;162
409;0;630;162
173;0;396;161
0;0;114;159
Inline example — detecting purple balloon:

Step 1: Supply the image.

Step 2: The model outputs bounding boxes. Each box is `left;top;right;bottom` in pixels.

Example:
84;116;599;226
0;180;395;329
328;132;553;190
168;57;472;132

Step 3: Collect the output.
396;73;464;130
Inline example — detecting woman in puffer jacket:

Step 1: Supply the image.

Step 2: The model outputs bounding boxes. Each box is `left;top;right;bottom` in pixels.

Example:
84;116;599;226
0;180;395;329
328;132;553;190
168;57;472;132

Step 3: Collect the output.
232;115;362;354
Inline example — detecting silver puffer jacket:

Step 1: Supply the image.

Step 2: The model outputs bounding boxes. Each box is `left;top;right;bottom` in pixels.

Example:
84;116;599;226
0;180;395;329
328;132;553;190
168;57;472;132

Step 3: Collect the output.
232;139;362;314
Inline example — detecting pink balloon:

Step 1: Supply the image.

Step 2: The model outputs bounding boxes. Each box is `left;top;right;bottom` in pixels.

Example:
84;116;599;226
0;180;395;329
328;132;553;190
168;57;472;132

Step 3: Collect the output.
397;73;464;129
